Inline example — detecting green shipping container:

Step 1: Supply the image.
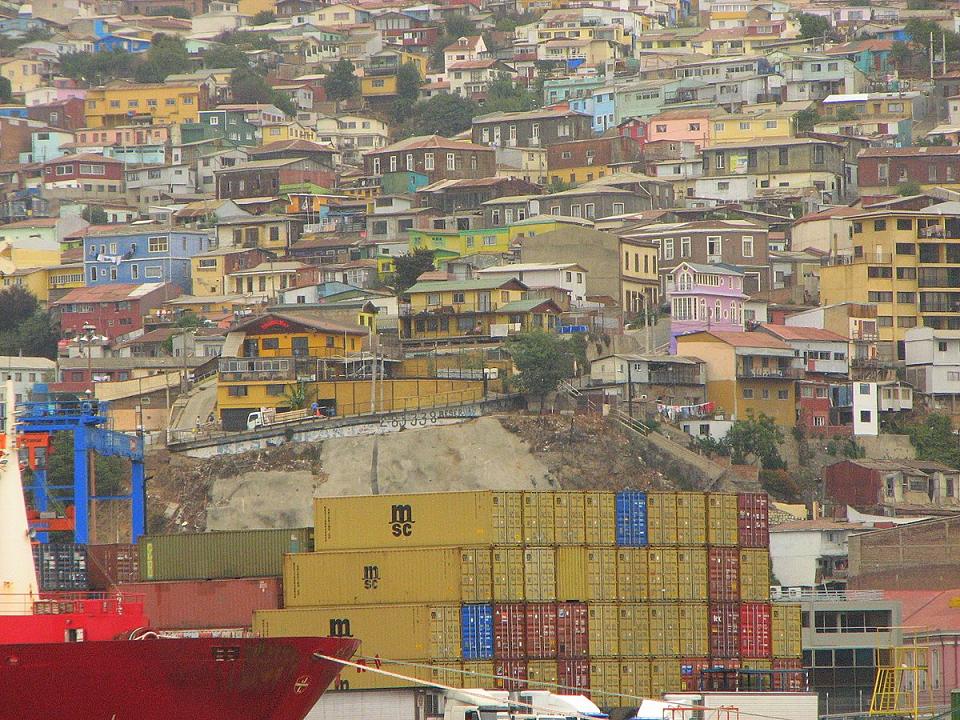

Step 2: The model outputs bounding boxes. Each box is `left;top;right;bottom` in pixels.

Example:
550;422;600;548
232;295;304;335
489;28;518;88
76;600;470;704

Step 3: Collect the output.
139;527;314;581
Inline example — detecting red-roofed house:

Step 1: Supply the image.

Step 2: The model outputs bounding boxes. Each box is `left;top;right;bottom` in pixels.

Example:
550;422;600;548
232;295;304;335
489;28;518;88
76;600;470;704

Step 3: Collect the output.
758;324;850;375
42;153;124;192
447;59;516;101
676;330;800;425
443;35;487;73
53;282;182;341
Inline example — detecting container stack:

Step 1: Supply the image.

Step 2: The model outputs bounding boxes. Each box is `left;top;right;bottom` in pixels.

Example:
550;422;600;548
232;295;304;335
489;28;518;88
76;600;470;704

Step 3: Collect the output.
254;490;803;703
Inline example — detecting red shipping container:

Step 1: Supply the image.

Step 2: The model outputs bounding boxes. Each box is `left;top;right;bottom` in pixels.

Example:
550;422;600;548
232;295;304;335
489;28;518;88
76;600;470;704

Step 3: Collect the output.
679;658;712;691
708;603;739;658
740;603;772;658
525;603;558;659
708;548;740;603
772;659;806;691
558;659;590;694
495;660;528;690
87;543;139;589
557;602;589;659
738;493;770;548
108;577;282;630
494;604;526;659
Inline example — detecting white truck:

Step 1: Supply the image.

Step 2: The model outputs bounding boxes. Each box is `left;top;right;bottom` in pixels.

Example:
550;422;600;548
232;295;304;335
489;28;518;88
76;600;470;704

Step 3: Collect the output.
443;689;607;720
246;407;312;430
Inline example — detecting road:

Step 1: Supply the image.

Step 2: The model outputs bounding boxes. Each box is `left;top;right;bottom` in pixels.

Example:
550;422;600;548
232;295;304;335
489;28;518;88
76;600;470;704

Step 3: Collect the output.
171;378;218;431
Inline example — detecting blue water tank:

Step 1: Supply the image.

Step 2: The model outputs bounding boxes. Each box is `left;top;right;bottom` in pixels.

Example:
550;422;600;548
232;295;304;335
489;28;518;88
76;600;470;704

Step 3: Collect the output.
460;603;494;660
615;490;648;546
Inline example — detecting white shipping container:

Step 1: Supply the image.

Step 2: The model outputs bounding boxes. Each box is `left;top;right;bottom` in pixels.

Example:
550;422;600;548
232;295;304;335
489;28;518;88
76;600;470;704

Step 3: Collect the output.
663;692;818;720
306;688;421;720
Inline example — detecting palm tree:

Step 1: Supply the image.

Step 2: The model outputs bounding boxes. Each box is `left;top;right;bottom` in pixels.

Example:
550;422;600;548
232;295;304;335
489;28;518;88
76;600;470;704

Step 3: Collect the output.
284;380;311;410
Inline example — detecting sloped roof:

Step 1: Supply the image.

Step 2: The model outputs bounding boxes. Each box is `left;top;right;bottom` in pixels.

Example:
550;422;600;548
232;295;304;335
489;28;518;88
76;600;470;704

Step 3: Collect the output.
54;282;172;304
232;310;366;336
680;330;793;350
405;277;526;294
760;324;847;342
373;134;491;153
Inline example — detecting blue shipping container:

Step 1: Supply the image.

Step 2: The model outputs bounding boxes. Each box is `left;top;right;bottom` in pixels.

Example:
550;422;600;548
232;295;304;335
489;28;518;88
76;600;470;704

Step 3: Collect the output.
615;490;648;546
461;603;494;660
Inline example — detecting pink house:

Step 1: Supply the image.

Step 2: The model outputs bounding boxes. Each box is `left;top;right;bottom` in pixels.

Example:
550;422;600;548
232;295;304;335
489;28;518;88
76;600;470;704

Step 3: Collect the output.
668;261;747;352
646;108;717;150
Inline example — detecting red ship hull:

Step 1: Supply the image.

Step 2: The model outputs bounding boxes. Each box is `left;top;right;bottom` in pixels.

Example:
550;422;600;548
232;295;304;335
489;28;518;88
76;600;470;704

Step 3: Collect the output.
0;635;359;720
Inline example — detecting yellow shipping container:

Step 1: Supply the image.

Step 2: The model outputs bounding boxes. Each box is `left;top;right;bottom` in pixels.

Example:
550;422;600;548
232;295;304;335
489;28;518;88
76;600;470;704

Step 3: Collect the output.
650;659;682;695
617;604;650;657
284;546;492;607
528;660;559;689
619;659;651;700
493;546;525;601
676;493;707;545
524;546;556;602
332;658;441;691
678;603;709;658
739;548;770;602
557;546;617;601
462;661;495;688
555;492;587;544
648;547;680;601
523;492;556;545
676;547;708;601
588;603;620;657
772;603;803;658
616;547;648;602
315;491;523;550
585;492;616;545
646;493;679;545
589;660;621;702
493;491;524;544
741;659;773;671
706;493;739;546
648;604;680;657
254;604;461;660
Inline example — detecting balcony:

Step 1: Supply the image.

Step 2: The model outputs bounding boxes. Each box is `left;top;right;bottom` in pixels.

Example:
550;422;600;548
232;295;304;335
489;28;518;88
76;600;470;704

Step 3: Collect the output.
821;253;892;267
218;357;321;382
400;301;506;317
737;366;804;379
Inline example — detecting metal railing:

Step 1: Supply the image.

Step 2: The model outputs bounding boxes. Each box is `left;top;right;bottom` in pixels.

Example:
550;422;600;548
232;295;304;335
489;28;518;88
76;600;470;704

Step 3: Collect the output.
737;367;805;379
770;588;884;602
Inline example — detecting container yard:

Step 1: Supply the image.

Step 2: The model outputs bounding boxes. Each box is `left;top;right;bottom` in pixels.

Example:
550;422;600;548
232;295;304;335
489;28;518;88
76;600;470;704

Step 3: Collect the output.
32;489;802;709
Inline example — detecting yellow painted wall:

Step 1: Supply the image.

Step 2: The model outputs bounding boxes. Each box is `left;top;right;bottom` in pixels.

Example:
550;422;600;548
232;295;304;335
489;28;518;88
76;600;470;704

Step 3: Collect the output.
711;115;795;143
261;122;317;145
243;329;362;358
547;164;609;186
84;84;201;128
408;228;511;257
361;75;399;98
407;285;524;313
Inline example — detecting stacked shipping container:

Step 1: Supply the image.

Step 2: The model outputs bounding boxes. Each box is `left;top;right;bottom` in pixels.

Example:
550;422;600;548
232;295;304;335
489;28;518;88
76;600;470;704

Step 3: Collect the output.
253;490;802;703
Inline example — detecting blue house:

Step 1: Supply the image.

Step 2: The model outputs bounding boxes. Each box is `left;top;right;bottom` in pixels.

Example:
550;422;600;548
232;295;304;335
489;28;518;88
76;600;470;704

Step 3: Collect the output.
0;105;29;119
84;229;212;293
94;33;152;53
569;89;616;134
824;40;894;76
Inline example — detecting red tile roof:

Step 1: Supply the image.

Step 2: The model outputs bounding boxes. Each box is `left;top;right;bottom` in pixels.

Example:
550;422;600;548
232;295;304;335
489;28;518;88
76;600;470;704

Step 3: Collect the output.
760;324;847;342
681;330;793;350
53;282;175;305
443;35;483;52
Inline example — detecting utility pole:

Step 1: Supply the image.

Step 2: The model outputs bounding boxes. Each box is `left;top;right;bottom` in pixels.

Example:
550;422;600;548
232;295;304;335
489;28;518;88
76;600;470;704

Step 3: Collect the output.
369;328;376;415
930;32;935;82
627;358;634;419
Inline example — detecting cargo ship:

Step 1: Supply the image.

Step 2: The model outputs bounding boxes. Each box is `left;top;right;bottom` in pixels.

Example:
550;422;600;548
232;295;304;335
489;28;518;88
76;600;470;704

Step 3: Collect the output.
0;383;358;720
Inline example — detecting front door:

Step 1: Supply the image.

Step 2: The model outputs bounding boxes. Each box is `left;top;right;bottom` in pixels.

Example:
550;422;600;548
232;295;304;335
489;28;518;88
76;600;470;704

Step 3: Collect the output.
478;292;491;312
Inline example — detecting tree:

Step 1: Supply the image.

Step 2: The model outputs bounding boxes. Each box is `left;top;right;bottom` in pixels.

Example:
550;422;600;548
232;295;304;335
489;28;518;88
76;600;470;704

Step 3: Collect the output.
905;18;960;54
391;61;423;123
0;286;38;334
908;414;960;468
203;43;249;69
834;105;859;121
393;248;436;293
897;180;922;196
918;134;951;146
0;288;59;359
725;414;785;469
251;10;276;24
794;107;819;133
431;15;478;70
324;59;359;102
890;41;913;73
797;13;831;40
506;331;575;412
134;34;192;83
60;49;137;85
284;380;313;410
230;66;296;116
401;93;479;137
82;206;108;224
482;78;539;113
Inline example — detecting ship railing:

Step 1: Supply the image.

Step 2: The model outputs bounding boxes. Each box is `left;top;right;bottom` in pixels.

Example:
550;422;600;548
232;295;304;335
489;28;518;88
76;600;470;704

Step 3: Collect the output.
0;591;145;616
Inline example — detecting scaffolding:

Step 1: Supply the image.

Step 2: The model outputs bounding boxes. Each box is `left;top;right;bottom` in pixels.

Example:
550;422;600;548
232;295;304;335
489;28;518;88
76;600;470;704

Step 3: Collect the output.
870;645;934;720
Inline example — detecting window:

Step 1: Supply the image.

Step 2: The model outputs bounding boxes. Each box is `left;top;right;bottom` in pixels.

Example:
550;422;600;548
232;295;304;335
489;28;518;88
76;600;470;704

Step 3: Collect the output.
939;341;949;352
389;155;397;172
743;388;754;399
715;153;725;170
680;237;691;257
227;386;248;397
896;242;915;255
707;236;722;256
779;148;789;165
742;236;753;258
874;219;886;231
406;153;413;171
897;292;916;304
612;203;624;215
877;316;893;327
144;266;162;279
453;292;465;304
778;389;789;400
446;153;455;170
261;337;279;350
425;152;434;170
868;291;892;303
664;238;674;260
897;219;913;231
813;145;824;164
373;157;381;174
89;267;97;282
898;267;917;280
868;267;892;279
860;410;872;423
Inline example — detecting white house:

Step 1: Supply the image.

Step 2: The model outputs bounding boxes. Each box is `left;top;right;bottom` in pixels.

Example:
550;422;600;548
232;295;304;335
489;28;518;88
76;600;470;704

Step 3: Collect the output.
758;324;849;376
476;262;588;306
769;519;867;589
905;326;960;404
0;356;56;423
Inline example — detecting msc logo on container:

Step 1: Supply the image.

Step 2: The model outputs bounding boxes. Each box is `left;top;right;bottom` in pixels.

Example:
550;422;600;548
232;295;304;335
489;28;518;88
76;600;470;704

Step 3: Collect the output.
363;565;380;589
390;504;415;537
329;618;353;637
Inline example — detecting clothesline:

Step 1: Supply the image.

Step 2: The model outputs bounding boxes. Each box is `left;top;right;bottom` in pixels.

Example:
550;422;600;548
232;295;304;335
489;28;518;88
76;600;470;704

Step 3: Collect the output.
656;401;715;420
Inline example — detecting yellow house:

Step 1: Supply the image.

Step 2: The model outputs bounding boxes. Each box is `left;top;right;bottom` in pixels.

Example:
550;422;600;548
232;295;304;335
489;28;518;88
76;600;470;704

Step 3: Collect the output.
360;74;398;99
164;293;268;320
215;215;301;255
261;121;317;145
400;277;562;342
676;330;799;426
0;267;54;302
311;3;364;25
710;111;797;144
84;80;203;128
408;227;511;258
818;208;960;362
620;236;661;312
537;23;627;47
0;57;44;95
227;261;305;298
216;311;368;429
46;264;86;302
538;38;618;66
508;215;595;244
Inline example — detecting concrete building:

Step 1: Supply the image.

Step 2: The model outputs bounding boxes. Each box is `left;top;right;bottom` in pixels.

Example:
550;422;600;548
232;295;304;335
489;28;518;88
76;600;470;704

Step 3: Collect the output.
770;519;866;589
905;326;960;418
476;263;588;306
